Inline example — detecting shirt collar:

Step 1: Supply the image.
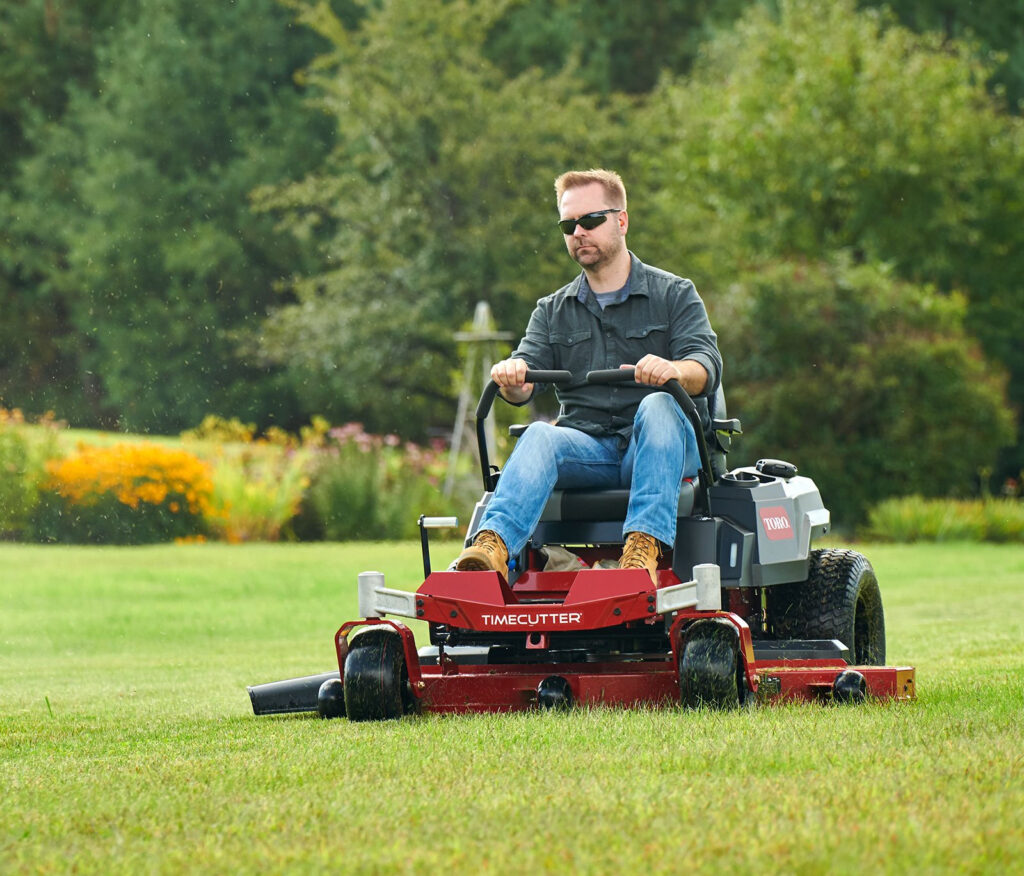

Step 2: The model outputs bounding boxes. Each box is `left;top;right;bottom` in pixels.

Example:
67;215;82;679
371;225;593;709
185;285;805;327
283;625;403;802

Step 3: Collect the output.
577;273;631;307
562;251;649;301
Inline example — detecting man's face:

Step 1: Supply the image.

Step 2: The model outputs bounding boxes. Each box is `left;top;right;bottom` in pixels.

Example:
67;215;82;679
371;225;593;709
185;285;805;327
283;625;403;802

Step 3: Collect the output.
558;182;628;270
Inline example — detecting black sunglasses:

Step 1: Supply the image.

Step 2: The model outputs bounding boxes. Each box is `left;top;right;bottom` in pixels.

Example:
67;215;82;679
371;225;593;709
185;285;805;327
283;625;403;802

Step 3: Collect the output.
557;208;621;235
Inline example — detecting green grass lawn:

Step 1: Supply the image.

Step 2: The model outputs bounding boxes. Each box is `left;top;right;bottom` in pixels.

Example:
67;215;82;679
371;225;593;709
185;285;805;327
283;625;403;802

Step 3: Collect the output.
2;541;1022;874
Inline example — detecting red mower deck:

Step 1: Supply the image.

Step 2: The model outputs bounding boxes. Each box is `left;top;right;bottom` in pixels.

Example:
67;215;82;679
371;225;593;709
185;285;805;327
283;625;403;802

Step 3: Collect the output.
327;566;915;715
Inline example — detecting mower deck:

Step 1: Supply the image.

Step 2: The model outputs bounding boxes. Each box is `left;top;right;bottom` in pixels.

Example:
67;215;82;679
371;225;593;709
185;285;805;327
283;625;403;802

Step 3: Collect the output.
326;566;915;714
362;631;914;713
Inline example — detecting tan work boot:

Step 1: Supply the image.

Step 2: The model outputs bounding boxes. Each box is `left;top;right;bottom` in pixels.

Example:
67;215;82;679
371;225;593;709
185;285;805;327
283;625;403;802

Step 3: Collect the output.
455;530;509;580
620;531;661;587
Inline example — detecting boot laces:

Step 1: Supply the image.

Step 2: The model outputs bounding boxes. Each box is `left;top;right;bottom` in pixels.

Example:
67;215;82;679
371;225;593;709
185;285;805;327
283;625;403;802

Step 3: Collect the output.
475;530;505;555
622;532;659;567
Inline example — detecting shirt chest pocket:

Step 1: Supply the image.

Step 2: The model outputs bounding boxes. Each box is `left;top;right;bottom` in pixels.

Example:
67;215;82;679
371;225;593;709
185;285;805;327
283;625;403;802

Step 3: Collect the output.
549;328;593;371
625;322;669;356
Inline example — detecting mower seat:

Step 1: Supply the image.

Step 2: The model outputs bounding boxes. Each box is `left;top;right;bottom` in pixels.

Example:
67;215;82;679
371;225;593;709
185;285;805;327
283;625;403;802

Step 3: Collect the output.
539;481;696;523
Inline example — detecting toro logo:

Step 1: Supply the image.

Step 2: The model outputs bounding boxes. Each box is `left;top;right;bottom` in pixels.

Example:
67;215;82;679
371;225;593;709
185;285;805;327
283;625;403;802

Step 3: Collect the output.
759;506;795;541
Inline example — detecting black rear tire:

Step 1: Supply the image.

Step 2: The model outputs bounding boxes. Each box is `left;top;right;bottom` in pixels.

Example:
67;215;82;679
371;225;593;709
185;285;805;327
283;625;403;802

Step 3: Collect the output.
679;618;743;709
343;628;412;721
768;549;886;665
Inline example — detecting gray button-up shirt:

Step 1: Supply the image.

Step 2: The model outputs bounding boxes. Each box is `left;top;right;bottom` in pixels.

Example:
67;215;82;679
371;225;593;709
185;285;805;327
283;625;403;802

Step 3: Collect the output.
512;252;722;446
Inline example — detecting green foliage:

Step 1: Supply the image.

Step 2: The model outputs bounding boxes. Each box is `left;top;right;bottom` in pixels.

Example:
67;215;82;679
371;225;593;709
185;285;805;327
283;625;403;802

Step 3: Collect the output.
1;414;456;544
4;0;335;432
486;0;750;94
257;0;632;436
33;441;213;544
0;3;130;425
0;0;126;176
716;257;1014;523
0;413;61;539
0;428;44;539
294;424;456;540
206;446;314;543
0;428;34;537
31;492;203;545
863;0;1024;109
182;415;258;445
638;0;1024;278
3;0;1022;499
863;495;1024;543
633;0;1024;486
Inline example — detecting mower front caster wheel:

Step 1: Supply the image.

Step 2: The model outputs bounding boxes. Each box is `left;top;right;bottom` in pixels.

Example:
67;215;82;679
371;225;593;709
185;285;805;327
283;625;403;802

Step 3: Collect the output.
679;618;743;709
343;628;414;721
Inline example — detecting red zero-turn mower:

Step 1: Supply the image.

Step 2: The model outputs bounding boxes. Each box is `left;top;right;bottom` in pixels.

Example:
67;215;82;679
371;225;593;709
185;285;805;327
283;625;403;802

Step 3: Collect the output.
248;369;916;720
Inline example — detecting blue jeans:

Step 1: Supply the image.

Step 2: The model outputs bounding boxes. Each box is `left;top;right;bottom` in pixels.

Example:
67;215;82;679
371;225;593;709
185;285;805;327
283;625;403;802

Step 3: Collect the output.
476;392;700;555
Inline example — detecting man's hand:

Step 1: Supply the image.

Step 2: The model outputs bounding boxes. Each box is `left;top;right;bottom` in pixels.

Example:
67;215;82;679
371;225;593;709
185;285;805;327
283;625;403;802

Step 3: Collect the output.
491;357;534;404
626;355;708;395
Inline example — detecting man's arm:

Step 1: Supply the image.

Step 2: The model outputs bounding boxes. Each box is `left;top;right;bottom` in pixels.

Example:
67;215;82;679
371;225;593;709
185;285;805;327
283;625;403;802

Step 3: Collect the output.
494;298;557;404
665;278;722;398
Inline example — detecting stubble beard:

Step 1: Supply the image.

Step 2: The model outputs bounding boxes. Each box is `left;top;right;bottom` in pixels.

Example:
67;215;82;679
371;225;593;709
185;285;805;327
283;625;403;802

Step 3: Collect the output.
572;234;625;271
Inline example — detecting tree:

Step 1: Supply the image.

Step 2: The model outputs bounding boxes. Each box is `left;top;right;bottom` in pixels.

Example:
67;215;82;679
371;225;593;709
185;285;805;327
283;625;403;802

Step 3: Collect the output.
485;0;751;95
0;0;127;178
5;0;336;432
715;258;1013;523
257;0;633;435
0;0;130;423
632;0;1023;484
860;0;1024;110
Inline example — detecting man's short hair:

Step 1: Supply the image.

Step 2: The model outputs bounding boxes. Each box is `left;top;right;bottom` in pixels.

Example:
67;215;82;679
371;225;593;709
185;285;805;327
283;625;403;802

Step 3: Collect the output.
554;169;627;211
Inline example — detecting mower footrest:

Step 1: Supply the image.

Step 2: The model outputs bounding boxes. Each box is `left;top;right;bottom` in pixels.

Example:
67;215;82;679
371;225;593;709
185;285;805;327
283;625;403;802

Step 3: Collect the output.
752;639;850;662
417;645;492;666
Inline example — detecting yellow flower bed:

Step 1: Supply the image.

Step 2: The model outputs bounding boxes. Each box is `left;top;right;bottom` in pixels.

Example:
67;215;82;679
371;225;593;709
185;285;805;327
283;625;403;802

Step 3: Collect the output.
45;443;214;518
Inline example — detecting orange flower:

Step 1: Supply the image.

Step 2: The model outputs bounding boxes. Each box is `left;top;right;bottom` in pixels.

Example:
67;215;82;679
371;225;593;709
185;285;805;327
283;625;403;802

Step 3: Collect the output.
45;443;214;516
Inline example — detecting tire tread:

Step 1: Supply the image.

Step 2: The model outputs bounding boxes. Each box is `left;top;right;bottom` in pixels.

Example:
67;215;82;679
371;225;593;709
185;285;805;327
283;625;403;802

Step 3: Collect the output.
768;548;886;664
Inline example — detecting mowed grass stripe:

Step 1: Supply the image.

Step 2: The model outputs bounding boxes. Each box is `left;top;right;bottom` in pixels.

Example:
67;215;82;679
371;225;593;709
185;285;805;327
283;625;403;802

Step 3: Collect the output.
1;542;1022;874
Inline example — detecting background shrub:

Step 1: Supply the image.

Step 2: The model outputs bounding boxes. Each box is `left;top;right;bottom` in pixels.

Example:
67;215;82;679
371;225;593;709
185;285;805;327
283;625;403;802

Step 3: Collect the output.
35;443;213;544
181;415;258;444
862;496;1024;543
181;414;325;542
0;410;61;539
715;258;1013;526
294;424;458;541
205;446;312;542
0;428;37;539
